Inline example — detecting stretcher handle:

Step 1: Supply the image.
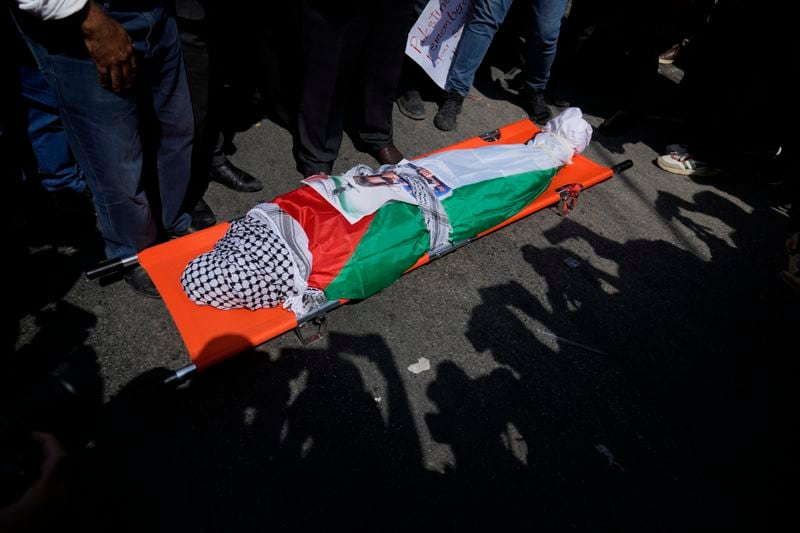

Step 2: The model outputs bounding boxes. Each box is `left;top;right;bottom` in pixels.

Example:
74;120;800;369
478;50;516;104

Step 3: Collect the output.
85;255;139;280
611;160;633;174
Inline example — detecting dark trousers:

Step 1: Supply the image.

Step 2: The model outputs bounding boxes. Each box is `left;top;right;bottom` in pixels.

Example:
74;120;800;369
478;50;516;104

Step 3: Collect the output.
175;0;225;211
294;0;413;173
397;0;443;97
682;1;787;163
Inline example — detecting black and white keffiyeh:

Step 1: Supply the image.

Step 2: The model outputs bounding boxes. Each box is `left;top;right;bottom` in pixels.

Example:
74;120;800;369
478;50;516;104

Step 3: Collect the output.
180;204;325;314
394;164;451;253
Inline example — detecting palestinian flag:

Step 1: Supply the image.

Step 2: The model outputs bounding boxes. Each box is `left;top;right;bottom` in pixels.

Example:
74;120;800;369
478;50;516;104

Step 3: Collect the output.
279;140;566;301
182;108;592;312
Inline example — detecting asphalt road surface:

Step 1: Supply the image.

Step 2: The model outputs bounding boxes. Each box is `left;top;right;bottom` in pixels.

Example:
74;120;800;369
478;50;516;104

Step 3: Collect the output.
7;65;797;531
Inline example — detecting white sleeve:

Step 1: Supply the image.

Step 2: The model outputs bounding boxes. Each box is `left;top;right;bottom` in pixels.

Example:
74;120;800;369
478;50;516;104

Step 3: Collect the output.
15;0;88;21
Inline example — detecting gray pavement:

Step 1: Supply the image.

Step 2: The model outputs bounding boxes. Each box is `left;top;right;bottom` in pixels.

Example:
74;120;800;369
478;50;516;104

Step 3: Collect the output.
8;71;798;531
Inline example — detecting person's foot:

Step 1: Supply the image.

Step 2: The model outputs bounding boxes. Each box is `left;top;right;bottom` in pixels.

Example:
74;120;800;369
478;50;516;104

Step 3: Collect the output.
372;145;404;165
520;88;551;124
190;198;216;231
656;144;720;176
434;92;464;131
123;265;160;299
397;90;426;120
209;159;263;192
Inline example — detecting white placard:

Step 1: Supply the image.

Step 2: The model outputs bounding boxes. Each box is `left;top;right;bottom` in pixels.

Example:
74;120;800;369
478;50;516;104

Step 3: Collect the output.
405;0;472;90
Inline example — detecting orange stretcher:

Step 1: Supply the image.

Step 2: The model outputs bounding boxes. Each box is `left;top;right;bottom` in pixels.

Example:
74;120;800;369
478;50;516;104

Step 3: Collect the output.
87;119;631;381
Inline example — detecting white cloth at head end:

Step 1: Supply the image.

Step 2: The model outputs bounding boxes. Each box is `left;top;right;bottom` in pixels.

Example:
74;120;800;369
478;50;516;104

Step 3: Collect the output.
542;107;593;155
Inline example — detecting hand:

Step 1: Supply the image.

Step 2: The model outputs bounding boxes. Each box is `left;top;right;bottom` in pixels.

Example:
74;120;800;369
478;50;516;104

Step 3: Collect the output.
80;1;137;92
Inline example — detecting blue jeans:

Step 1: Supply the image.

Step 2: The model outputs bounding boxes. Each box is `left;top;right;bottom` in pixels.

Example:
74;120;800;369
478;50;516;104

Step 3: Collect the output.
18;64;87;194
522;0;567;91
446;0;567;95
14;3;193;259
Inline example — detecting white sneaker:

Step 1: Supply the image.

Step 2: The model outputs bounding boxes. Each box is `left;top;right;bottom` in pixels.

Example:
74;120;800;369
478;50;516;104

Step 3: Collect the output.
656;145;720;176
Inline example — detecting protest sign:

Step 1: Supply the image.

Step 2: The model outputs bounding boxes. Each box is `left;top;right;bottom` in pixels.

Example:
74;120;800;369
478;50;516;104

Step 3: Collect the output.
405;0;472;89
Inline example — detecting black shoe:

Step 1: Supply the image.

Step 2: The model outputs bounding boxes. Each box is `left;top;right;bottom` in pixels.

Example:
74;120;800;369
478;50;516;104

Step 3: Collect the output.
190;198;216;231
209;160;263;193
521;89;551;124
371;145;404;165
397;90;426;120
434;92;464;131
123;265;161;299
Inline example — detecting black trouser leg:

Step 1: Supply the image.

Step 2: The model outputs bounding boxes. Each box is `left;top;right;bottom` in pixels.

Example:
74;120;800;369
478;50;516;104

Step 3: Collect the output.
294;2;362;172
357;0;413;151
176;1;221;210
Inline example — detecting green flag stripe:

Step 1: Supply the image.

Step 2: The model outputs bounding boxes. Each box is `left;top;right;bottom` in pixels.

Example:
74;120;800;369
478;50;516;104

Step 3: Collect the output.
323;201;429;300
323;167;557;299
443;167;558;243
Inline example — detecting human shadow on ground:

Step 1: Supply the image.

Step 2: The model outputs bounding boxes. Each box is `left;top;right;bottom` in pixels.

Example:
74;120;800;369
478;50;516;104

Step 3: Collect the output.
72;182;796;532
2;180;104;523
4;177;105;424
427;185;795;531
83;333;444;531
